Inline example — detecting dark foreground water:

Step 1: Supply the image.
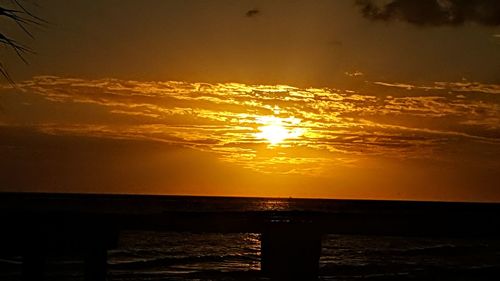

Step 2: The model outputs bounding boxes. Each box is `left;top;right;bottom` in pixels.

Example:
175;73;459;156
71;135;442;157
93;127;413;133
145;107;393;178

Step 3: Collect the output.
1;196;500;280
109;231;500;281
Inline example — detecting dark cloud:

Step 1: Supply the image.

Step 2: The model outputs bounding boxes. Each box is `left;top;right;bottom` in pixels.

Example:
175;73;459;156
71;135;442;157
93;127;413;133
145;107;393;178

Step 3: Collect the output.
245;9;260;17
355;0;500;26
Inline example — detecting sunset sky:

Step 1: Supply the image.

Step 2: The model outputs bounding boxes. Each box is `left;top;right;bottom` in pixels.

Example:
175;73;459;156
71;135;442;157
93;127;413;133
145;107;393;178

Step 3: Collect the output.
1;0;499;201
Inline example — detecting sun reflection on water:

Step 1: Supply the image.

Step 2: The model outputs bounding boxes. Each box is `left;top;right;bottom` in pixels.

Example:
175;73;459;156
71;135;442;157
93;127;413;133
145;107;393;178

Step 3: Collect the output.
259;199;291;211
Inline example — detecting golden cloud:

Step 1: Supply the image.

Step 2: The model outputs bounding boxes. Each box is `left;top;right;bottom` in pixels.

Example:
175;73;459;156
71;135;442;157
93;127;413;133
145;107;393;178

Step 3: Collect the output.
2;76;499;175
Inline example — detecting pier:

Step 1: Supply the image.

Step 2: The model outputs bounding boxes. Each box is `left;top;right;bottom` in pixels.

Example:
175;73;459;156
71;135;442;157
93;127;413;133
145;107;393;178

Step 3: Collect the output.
1;192;500;280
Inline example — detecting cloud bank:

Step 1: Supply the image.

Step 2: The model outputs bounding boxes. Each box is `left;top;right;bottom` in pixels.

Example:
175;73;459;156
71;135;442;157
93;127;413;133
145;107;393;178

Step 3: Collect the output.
1;76;499;177
356;0;500;26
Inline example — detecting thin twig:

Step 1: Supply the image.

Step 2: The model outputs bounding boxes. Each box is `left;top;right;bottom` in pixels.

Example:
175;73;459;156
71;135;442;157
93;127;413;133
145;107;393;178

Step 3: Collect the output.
0;62;14;84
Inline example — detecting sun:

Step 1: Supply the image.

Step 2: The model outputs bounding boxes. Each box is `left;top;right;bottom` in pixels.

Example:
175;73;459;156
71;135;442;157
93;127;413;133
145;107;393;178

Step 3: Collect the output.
256;124;290;145
254;116;304;145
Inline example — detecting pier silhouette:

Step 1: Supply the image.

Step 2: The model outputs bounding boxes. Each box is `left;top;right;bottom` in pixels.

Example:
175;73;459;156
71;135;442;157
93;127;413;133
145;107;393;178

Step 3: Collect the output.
1;192;500;280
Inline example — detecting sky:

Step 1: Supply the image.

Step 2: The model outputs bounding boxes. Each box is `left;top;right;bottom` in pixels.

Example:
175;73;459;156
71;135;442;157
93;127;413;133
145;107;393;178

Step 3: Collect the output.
0;0;499;201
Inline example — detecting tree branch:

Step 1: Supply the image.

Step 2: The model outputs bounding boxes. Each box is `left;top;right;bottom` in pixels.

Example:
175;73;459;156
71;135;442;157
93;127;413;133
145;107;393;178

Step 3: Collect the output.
0;0;44;83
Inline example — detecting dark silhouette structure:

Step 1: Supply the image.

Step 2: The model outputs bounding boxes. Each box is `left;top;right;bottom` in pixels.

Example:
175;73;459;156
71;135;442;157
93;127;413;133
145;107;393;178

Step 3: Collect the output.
1;192;500;280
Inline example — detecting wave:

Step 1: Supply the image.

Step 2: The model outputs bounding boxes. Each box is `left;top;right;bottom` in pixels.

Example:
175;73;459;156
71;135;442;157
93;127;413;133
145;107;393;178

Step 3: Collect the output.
320;264;500;280
109;253;259;270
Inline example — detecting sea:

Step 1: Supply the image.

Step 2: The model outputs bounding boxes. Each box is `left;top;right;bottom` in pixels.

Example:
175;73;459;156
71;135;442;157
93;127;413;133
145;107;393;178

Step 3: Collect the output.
1;196;500;280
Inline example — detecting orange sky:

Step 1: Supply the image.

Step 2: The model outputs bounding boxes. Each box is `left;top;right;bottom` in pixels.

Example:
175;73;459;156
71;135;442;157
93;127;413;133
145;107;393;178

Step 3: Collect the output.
1;1;499;201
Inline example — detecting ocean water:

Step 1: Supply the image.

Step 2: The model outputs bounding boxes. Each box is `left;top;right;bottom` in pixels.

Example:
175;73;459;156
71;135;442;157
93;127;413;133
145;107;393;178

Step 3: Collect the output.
106;231;500;281
1;197;500;280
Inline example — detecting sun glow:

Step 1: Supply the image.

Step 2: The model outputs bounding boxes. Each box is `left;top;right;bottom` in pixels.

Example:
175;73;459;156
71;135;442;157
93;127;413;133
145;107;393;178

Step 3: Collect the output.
256;124;289;145
255;116;304;145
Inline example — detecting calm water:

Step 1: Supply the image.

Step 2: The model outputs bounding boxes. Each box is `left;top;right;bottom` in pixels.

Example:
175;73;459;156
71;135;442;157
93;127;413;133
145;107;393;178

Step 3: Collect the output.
1;197;500;280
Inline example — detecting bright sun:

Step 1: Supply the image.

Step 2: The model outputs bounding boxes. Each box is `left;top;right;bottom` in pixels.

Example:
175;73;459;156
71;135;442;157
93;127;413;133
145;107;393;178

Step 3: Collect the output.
255;116;304;145
256;124;290;145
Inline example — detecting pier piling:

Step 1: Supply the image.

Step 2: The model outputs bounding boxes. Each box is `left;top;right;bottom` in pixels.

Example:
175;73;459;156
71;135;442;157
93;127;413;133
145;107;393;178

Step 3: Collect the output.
261;223;322;280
